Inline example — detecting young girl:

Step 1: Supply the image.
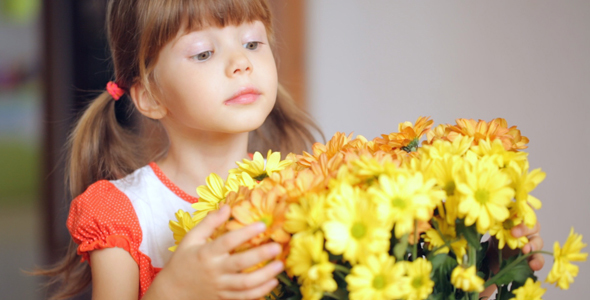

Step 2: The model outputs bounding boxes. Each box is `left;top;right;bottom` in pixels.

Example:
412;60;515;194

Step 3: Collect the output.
43;0;545;299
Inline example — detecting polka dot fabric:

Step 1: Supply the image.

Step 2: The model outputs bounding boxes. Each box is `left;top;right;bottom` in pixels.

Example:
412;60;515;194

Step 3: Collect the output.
67;180;156;299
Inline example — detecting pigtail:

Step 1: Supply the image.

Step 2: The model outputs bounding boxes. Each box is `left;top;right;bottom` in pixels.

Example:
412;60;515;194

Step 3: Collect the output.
37;91;167;299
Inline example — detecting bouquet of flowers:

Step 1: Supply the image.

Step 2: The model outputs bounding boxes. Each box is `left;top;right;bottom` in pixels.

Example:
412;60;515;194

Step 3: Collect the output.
169;117;587;300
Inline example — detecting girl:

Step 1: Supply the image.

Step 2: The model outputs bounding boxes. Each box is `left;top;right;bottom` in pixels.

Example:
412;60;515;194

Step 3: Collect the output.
42;0;544;299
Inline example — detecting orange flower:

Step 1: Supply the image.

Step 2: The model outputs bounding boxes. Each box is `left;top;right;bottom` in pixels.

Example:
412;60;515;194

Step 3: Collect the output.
374;116;434;152
445;118;528;151
226;187;290;247
298;132;353;167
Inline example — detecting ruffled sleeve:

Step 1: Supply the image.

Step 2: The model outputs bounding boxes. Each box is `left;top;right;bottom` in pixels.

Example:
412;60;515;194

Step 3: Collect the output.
66;180;158;298
67;180;142;263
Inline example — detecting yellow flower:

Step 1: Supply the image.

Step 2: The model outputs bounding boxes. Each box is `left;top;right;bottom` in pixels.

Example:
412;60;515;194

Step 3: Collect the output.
489;218;529;250
422;216;468;261
284;192;327;236
456;157;514;233
286;232;337;293
346;253;408;300
546;228;588;290
369;171;442;238
231;150;292;180
403;258;435;300
224;172;256;193
192;173;227;223
299;281;325;300
506;160;545;228
470;139;528;169
420;135;473;161
323;183;390;264
509;278;546;300
450;265;484;293
168;209;199;252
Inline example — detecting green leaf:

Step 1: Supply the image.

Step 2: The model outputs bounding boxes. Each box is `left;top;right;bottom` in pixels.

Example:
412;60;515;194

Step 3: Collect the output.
394;233;409;260
430;254;458;297
497;284;514;300
494;255;534;286
456;219;482;250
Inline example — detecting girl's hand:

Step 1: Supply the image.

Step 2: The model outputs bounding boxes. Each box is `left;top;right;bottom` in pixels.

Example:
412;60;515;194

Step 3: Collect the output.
511;222;545;271
145;205;284;300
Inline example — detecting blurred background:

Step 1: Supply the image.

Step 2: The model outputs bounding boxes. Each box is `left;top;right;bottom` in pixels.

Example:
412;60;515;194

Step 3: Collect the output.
0;0;588;299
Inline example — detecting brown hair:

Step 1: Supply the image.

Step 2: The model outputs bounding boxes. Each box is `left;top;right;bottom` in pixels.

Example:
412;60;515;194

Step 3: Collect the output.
38;0;322;298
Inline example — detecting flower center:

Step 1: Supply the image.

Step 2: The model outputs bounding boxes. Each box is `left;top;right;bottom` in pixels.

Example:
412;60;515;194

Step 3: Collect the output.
259;214;274;227
503;219;514;230
351;222;367;239
412;276;423;288
444;181;456;196
474;189;490;204
402;138;420;153
391;197;407;209
372;274;386;290
254;173;268;181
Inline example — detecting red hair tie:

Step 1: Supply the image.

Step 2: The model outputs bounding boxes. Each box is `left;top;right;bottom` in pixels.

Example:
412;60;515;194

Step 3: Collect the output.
106;81;125;100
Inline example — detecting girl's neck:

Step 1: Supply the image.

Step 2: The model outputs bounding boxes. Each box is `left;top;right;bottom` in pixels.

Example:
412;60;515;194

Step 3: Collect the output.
156;131;250;198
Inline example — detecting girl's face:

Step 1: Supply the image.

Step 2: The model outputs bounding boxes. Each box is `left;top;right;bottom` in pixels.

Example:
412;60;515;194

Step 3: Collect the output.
153;21;278;136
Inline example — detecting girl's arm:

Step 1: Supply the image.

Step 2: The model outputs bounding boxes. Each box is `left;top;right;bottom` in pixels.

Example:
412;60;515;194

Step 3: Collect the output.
90;248;140;299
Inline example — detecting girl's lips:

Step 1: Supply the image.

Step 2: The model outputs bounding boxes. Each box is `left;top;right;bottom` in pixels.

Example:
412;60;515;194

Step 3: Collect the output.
225;87;261;105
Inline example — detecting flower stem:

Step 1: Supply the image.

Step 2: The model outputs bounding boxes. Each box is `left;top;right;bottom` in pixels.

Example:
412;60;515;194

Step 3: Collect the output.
334;264;350;274
484;250;553;288
413;220;419;260
277;272;295;287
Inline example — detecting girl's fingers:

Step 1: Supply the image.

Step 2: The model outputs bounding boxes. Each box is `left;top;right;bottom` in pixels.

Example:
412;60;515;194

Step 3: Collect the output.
222;243;282;273
218;278;279;300
523;234;544;253
511;221;540;238
203;222;267;257
528;253;545;271
219;260;284;290
181;205;232;248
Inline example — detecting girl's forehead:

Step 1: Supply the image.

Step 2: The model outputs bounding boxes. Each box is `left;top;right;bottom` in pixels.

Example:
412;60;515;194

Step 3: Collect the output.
174;20;267;42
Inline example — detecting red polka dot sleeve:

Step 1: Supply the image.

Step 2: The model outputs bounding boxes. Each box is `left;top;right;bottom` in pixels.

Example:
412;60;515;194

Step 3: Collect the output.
67;180;156;298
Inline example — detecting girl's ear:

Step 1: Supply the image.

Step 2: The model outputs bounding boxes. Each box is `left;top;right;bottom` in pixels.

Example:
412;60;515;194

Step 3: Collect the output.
129;82;167;120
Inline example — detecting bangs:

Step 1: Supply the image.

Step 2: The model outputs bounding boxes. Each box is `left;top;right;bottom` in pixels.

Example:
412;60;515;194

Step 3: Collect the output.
135;0;273;84
184;0;272;32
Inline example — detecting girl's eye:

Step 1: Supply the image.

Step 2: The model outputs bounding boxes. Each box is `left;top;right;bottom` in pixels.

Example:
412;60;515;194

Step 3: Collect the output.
243;41;260;50
194;51;213;61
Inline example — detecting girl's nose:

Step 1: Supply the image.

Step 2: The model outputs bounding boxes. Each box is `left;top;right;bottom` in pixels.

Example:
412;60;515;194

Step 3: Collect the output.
226;51;253;77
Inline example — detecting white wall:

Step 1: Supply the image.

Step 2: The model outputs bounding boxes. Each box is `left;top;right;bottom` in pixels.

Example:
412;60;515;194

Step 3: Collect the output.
306;1;589;298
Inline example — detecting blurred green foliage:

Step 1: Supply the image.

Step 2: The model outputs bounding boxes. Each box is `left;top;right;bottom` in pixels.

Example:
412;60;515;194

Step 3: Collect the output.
0;141;39;207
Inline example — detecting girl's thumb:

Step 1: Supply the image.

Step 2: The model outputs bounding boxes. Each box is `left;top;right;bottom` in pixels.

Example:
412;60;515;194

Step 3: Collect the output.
183;205;231;245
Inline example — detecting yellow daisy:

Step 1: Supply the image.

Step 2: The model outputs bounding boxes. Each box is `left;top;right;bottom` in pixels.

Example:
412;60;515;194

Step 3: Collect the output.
509;278;546;300
369;171;442;238
192;173;227;223
224;172;256;194
546;228;588;290
506;160;545;228
489;217;529;250
420;135;473;161
284;192;327;236
450;265;484;293
168;209;199;252
456;156;514;233
231;150;292;181
323;183;390;264
346;253;408;300
470;138;528;169
403;258;435;300
422;216;467;261
286;232;337;294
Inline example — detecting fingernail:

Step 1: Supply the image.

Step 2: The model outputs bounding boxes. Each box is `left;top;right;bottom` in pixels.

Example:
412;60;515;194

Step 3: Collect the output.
255;221;267;232
512;227;522;237
269;243;281;256
271;260;284;271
